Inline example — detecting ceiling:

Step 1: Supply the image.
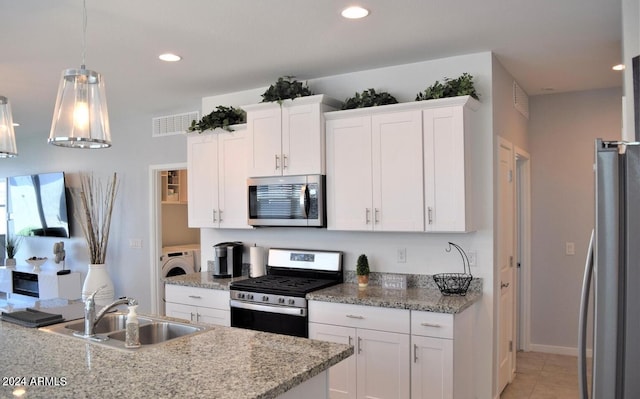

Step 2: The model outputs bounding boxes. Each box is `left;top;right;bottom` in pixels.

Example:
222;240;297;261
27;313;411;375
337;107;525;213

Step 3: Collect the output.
0;0;623;139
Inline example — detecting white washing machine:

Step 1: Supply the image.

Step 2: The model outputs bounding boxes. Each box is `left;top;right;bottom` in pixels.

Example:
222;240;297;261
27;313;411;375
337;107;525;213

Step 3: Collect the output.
161;244;200;277
160;244;201;315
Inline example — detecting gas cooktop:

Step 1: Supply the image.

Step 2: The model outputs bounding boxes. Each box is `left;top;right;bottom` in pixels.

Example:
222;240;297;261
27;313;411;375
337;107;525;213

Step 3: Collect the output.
230;275;339;297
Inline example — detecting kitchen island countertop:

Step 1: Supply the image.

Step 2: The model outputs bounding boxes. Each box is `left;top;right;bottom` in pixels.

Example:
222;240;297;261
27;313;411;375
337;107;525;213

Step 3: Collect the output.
0;315;352;398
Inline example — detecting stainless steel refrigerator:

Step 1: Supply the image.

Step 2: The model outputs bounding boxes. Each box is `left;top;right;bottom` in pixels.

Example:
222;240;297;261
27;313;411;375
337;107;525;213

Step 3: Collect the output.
579;139;640;398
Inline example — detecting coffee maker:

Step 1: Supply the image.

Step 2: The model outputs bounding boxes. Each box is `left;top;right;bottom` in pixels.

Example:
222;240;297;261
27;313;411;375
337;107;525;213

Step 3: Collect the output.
213;241;244;278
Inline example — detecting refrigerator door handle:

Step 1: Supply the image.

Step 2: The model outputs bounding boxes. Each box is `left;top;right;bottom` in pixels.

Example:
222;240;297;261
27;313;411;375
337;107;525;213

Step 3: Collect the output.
578;229;595;399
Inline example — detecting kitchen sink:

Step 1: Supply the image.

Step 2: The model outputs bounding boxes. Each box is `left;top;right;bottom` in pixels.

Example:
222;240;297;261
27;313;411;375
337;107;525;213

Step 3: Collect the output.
40;312;209;350
62;313;152;334
108;322;203;345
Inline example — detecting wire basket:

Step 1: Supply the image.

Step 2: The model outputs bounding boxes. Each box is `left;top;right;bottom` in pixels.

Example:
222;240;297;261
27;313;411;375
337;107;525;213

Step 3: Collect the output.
433;242;473;296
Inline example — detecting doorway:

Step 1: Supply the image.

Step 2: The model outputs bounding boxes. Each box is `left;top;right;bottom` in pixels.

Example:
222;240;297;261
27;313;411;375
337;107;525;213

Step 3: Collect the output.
148;163;200;315
515;147;531;352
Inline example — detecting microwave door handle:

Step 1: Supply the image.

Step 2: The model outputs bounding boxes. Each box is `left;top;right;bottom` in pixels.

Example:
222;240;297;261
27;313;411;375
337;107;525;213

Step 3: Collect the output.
300;184;309;218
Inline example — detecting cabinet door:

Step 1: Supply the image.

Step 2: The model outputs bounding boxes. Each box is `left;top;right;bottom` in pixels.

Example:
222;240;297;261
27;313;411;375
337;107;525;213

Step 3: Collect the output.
423;106;468;232
187;133;219;227
165;302;196;322
247;106;282;177
357;329;410;399
218;129;250;229
282;102;323;175
309;323;358;399
326;116;373;231
371;110;424;232
411;335;453;399
195;307;230;327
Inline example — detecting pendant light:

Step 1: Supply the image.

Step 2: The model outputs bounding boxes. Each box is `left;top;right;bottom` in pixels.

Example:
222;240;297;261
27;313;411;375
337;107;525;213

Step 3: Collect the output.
0;96;18;158
49;0;111;148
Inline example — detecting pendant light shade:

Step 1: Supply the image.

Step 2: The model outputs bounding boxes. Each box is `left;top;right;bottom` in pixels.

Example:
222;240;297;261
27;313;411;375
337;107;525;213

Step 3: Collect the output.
48;67;111;148
0;96;18;158
49;0;111;149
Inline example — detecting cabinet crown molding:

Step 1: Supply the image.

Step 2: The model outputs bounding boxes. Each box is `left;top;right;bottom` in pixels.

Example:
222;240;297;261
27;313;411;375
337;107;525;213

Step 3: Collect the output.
324;95;479;120
241;94;342;112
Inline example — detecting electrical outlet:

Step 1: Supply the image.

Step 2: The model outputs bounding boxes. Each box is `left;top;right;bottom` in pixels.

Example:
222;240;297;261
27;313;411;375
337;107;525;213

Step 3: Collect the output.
467;250;477;267
129;239;142;249
397;248;407;263
566;242;575;256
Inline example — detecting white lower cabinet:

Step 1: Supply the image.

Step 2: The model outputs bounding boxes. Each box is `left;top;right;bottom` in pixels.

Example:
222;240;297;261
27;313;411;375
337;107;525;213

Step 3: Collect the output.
309;301;411;399
309;301;475;399
164;284;230;327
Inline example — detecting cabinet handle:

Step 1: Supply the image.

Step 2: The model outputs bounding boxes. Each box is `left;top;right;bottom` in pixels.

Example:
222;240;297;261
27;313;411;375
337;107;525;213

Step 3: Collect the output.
283;154;288;169
374;208;380;224
212;209;217;222
190;312;195;322
275;154;280;170
346;314;364;319
357;337;362;354
420;322;442;328
196;313;201;322
414;344;418;363
365;208;371;224
428;206;433;225
219;209;223;222
188;295;202;299
348;336;353;346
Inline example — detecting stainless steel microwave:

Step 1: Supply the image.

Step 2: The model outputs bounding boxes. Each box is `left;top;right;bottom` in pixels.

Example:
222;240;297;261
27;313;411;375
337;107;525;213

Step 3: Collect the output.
247;175;326;227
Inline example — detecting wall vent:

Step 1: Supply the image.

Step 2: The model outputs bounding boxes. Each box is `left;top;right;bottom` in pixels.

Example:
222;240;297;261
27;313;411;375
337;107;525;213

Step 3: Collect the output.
152;111;199;138
513;81;529;120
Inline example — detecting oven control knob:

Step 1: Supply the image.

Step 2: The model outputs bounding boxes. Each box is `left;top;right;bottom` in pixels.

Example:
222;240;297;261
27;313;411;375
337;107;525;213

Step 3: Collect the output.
288;299;295;305
238;293;245;299
248;294;254;300
262;296;269;302
278;298;285;304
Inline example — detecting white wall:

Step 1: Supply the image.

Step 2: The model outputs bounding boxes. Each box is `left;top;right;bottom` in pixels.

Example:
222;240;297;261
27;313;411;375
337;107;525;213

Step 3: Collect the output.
201;52;497;398
528;87;621;352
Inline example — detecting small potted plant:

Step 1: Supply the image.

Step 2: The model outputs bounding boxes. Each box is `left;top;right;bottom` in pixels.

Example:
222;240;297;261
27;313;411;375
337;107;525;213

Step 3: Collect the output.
342;88;398;110
261;76;313;104
356;254;370;288
5;234;22;267
415;73;479;101
187;106;246;133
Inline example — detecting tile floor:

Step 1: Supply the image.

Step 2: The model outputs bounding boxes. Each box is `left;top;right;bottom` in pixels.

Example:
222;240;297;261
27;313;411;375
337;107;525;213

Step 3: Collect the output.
500;351;588;399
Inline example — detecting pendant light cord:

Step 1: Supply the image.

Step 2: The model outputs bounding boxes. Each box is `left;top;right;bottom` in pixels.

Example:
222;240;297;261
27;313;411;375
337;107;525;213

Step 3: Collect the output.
81;0;87;69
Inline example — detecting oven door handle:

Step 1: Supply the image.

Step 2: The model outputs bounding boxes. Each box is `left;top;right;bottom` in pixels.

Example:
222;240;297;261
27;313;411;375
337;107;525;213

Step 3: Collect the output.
229;299;307;317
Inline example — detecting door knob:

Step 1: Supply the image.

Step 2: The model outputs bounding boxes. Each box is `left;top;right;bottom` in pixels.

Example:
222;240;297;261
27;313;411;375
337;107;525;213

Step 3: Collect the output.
501;281;510;289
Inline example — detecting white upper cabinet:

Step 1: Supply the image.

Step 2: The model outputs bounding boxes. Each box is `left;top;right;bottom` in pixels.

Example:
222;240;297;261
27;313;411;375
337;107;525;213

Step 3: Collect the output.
187;127;250;229
242;95;340;177
326;96;478;233
326;107;424;232
423;96;479;232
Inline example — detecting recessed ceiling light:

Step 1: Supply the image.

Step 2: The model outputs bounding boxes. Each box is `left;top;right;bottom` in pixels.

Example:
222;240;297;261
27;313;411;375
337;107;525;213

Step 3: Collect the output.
341;6;369;19
159;53;182;62
541;87;555;92
612;64;625;71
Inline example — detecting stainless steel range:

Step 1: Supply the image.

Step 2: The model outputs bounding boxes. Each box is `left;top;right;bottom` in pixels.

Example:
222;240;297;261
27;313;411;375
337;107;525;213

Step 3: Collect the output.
229;248;343;337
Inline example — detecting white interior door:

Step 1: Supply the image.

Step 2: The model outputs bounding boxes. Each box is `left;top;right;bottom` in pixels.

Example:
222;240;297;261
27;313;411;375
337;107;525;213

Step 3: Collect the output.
497;137;515;394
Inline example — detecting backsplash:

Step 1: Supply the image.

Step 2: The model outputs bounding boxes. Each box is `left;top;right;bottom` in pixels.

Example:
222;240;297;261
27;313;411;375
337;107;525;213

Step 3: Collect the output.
343;271;483;293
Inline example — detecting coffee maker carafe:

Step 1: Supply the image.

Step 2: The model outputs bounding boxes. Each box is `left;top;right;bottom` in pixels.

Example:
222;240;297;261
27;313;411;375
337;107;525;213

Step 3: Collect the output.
213;241;243;278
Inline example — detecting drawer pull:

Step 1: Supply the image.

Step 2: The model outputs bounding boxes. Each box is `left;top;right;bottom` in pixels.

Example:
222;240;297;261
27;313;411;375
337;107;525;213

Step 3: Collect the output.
188;295;202;299
420;322;442;328
346;314;364;319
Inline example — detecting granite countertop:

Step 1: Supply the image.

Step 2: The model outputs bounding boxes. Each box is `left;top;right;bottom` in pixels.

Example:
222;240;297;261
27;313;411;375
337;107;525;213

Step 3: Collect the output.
0;316;352;399
306;272;482;314
163;272;249;290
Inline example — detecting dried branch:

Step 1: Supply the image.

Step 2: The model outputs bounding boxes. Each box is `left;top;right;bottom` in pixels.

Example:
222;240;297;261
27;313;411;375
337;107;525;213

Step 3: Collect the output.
74;173;118;264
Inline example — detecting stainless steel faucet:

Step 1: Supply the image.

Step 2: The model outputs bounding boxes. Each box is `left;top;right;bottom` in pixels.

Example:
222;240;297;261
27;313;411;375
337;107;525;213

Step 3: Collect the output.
74;285;138;340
